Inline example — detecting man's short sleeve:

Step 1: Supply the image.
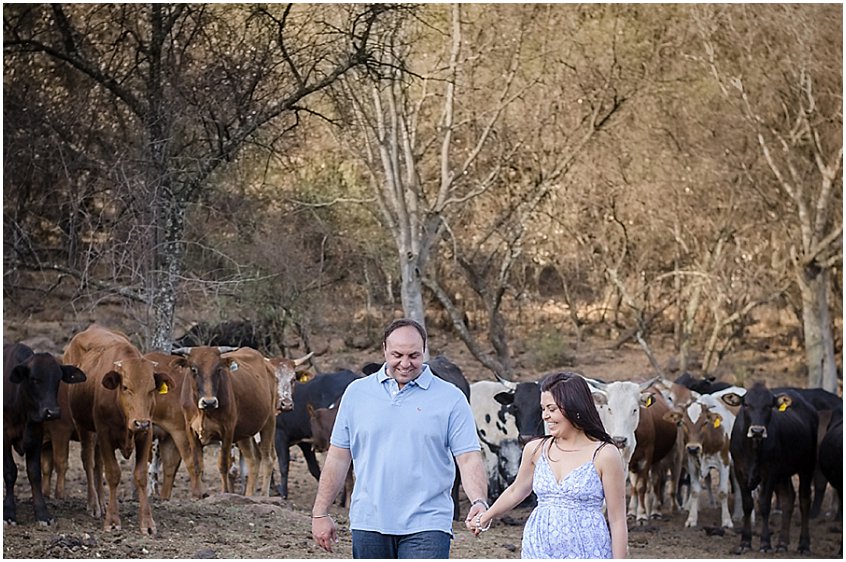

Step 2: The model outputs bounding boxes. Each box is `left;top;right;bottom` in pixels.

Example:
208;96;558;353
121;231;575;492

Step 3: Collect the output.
329;386;353;449
448;395;481;457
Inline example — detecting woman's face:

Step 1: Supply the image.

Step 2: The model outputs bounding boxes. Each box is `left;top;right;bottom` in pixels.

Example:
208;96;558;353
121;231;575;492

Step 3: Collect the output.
540;390;574;436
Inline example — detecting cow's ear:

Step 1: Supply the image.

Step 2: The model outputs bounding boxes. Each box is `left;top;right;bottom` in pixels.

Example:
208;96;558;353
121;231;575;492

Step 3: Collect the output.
640;392;655;408
494;391;514;406
720;393;742;407
172;357;190;369
102;371;122;390
775;394;792;412
61;365;87;384
154;372;174;395
663;410;683;425
591;391;607;406
708;412;723;429
10;365;29;384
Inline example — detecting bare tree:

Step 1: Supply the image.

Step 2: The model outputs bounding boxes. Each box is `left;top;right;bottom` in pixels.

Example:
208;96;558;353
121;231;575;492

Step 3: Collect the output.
4;3;397;348
694;4;842;390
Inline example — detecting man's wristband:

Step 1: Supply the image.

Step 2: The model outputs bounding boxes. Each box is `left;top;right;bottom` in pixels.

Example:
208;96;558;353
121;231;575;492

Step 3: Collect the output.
471;498;489;510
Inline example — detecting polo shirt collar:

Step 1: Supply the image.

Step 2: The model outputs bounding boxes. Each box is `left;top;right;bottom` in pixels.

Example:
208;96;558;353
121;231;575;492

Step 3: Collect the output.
377;364;434;389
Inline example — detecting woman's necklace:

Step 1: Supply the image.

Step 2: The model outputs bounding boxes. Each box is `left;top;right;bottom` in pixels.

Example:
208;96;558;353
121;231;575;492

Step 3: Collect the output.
553;437;587;453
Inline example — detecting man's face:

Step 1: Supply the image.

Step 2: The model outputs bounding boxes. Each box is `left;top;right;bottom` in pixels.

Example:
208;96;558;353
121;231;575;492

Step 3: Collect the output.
383;325;425;388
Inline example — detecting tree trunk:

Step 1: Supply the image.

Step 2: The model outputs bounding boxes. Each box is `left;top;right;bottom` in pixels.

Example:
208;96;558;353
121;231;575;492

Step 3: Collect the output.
798;264;838;391
150;198;184;352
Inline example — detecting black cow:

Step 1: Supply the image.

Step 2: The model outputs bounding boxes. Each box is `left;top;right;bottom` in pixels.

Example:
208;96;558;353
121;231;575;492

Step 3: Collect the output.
818;405;843;520
775;387;842;518
722;382;818;553
3;343;86;525
674;372;732;394
493;376;544;444
274;369;360;499
174;320;271;354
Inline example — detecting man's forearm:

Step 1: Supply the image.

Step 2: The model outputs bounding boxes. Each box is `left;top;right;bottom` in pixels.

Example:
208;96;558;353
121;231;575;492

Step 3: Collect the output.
456;451;488;504
312;445;353;515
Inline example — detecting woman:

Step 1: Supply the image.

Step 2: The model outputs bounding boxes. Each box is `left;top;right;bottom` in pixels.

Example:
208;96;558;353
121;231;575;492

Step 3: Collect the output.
468;371;628;558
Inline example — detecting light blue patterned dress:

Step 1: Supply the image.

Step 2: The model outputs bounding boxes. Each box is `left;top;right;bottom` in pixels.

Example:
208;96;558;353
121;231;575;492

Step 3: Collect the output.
521;440;612;559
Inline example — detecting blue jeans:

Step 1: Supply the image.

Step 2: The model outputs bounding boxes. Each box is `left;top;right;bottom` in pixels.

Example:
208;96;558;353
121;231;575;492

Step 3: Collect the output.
351;530;451;559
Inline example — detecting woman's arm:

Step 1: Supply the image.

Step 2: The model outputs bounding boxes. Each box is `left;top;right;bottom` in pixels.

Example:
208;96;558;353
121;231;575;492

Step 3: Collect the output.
472;439;543;535
597;445;628;558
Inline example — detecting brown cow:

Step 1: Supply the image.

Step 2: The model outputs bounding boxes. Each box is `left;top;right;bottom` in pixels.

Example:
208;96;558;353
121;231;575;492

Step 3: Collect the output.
65;325;172;536
306;402;353;507
144;352;205;500
171;346;278;496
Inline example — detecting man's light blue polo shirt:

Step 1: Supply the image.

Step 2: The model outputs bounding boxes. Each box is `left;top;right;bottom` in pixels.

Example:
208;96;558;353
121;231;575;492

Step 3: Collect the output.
330;363;480;536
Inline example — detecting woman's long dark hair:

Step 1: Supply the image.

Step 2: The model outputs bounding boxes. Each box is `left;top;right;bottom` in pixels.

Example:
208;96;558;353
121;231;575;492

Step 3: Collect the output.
541;371;612;444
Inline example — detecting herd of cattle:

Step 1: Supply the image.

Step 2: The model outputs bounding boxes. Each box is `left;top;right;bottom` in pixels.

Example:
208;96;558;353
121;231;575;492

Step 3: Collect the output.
4;323;843;556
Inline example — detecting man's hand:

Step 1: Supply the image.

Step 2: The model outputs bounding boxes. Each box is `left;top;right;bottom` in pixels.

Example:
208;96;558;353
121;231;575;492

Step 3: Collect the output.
464;502;488;537
312;516;338;552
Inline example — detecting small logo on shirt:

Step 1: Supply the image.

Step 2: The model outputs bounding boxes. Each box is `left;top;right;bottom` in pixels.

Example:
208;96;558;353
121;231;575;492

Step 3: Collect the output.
417;407;422;412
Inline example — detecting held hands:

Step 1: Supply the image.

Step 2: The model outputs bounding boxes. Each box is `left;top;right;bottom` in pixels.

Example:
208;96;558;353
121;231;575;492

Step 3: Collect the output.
464;499;492;537
312;514;338;553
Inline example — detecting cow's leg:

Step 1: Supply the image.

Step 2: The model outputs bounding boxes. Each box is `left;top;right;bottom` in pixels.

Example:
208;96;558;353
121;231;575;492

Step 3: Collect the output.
796;471;813;554
757;482;775;552
685;462;702;528
633;471;649;522
735;477;754;554
300;443;322;481
3;443;18;524
40;441;54;498
98;436;122;532
79;431;102;518
627;470;638;518
773;479;795;552
132;431;157;536
274;434;291;498
23;424;53;525
717;463;733;528
48;426;73;499
217;436;234;493
810;466;827;519
158;435;184;500
236;438;260;496
256;421;276;496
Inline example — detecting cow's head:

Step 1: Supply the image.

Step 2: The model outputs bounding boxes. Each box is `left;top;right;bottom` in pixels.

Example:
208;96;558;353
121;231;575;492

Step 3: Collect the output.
267;352;314;413
494;378;543;444
307;401;338;452
722;382;790;441
587;378;657;466
664;401;724;457
102;357;172;434
11;353;87;423
171;347;233;411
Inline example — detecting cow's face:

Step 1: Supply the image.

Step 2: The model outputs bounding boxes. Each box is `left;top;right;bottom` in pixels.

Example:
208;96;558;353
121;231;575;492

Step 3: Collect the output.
308;403;338;452
495;382;542;444
665;402;723;457
592;381;650;465
268;356;313;413
185;349;228;411
736;383;789;440
11;354;87;423
496;439;523;484
102;358;171;433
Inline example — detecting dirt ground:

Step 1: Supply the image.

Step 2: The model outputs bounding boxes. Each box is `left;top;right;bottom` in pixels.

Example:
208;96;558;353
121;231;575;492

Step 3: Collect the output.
2;301;844;559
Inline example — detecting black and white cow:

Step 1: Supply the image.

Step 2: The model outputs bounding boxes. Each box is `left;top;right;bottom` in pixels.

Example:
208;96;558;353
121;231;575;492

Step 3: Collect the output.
722;382;818;554
3;343;86;525
469;380;521;499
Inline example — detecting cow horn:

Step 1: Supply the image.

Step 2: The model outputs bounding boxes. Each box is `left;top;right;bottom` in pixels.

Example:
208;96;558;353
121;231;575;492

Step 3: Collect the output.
171;347;192;356
293;351;314;366
494;373;518;390
582;376;607;391
216;346;239;353
639;376;660;391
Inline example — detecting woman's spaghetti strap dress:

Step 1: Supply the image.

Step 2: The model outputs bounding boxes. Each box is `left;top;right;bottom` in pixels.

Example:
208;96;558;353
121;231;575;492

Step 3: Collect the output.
521;441;612;559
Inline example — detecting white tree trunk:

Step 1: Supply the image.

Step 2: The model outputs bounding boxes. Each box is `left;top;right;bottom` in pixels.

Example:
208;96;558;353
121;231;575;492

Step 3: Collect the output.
798;266;838;391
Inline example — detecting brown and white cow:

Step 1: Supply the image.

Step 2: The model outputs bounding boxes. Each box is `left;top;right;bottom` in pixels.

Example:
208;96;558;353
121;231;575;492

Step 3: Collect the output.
588;377;677;521
170;346;279;496
663;394;735;528
65;325;172;536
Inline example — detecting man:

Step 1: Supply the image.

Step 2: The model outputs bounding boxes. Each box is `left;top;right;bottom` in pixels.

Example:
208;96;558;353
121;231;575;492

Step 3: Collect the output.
311;318;489;558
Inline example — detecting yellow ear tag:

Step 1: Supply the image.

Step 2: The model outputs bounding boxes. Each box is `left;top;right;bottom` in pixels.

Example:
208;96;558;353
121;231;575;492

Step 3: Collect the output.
713;418;721;429
646;396;653;407
778;403;787;412
158;382;169;395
